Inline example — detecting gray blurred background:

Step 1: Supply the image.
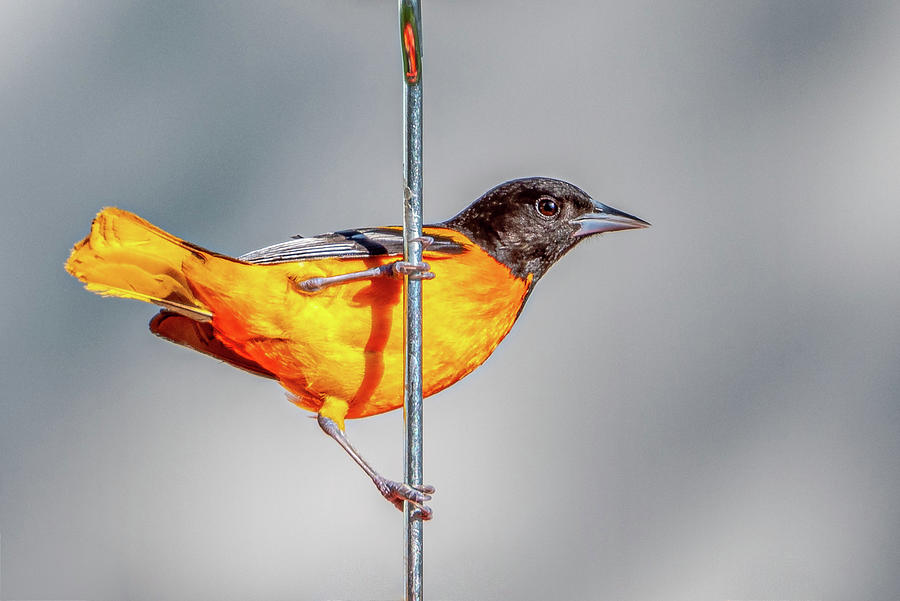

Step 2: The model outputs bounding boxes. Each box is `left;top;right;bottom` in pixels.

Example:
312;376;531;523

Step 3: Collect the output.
2;1;899;599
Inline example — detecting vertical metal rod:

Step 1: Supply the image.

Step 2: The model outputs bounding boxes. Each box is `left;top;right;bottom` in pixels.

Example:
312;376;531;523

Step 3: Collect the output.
400;2;424;601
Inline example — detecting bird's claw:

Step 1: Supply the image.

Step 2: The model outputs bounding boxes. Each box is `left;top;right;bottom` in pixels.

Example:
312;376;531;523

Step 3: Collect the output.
410;235;434;248
391;260;434;280
375;477;435;520
391;236;435;281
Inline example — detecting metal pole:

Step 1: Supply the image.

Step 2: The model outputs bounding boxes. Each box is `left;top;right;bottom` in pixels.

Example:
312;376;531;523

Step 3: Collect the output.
400;2;424;601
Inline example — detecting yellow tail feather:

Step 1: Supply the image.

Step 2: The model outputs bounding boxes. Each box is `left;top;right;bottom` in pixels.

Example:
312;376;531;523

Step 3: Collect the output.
65;208;215;321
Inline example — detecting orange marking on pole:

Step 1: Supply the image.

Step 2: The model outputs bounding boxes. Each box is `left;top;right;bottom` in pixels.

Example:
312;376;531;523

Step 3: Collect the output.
403;22;418;83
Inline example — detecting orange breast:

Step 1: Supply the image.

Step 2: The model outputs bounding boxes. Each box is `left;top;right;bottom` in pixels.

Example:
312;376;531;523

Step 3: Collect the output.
186;228;530;419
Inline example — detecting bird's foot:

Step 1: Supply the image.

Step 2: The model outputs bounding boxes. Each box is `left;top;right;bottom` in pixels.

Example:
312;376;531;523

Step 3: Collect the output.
295;237;435;292
390;235;434;281
390;259;434;280
374;476;435;520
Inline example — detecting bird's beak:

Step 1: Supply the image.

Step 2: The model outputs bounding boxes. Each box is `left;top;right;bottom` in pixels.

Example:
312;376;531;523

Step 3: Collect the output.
571;199;650;236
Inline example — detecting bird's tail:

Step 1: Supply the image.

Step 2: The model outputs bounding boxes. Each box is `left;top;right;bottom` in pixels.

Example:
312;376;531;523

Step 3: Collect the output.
65;208;227;321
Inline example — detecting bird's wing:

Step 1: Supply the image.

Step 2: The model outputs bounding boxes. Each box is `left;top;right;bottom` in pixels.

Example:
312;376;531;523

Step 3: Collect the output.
239;227;465;264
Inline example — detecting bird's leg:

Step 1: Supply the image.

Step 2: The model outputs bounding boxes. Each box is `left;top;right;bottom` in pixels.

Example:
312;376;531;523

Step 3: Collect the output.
296;236;435;293
317;413;435;519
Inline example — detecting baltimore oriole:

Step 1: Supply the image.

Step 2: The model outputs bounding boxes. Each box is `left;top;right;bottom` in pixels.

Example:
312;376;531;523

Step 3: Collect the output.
66;177;648;518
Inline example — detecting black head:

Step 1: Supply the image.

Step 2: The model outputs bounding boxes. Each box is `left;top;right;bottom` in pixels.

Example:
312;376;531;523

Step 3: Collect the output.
442;177;649;281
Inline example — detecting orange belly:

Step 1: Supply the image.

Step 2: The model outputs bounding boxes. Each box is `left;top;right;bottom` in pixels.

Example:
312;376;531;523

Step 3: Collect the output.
186;227;531;419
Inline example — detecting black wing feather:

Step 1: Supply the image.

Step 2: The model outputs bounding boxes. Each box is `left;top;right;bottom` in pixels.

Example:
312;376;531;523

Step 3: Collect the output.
239;227;464;265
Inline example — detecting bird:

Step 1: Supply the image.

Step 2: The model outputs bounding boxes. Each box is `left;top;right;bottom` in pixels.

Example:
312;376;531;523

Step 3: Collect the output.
65;177;648;518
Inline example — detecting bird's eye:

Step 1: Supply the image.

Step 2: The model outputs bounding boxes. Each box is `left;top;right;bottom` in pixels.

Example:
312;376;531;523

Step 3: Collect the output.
536;196;559;218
